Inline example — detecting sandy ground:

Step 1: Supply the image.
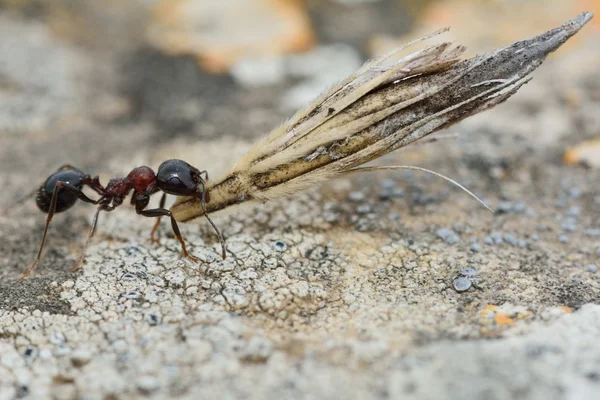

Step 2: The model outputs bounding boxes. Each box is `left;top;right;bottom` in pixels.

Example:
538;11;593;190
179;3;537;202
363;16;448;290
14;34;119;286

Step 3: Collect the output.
0;2;599;399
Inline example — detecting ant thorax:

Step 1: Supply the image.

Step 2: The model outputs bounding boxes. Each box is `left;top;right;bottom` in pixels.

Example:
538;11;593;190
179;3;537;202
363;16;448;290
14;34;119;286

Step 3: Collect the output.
127;166;157;193
104;178;132;206
104;166;157;206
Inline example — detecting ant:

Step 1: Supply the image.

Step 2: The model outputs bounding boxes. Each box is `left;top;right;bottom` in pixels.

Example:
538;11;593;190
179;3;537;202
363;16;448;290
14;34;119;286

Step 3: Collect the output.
13;160;225;280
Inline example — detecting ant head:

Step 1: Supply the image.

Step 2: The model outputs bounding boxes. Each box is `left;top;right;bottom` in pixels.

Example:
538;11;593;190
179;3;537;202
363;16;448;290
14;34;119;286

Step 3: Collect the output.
36;167;87;213
156;159;205;197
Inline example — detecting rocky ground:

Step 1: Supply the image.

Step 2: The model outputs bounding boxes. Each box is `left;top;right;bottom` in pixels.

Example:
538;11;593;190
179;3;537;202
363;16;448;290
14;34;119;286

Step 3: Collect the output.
0;1;599;399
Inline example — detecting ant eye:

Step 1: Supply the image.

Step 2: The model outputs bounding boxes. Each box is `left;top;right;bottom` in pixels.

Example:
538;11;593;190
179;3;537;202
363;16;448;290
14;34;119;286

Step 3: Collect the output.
168;177;182;187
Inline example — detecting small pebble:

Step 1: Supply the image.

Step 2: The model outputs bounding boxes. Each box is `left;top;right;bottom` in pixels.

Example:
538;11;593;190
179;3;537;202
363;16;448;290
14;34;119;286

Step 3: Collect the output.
380;179;396;189
436;228;460;245
356;203;373;214
49;332;66;346
391;188;404;198
137;271;148;279
568;187;582;199
55;345;71;356
587;264;598;273
387;213;400;221
273;241;287;252
566;206;581;217
323;211;339;223
555;198;567;208
517;240;528;249
380;184;403;200
503;234;518;246
453;277;472;292
146;313;161;326
470;243;481;252
348;191;365;202
230;56;285;87
483;236;494;245
459;268;478;277
379;186;405;200
456;268;483;287
126;246;143;255
559;235;569;243
137;376;160;395
70;349;93;367
497;201;513;213
23;346;36;358
355;218;372;232
491;232;503;244
531;234;540;241
23;346;38;365
561;222;577;232
414;193;438;205
123;291;142;300
584;229;600;238
17;386;29;398
513;201;527;213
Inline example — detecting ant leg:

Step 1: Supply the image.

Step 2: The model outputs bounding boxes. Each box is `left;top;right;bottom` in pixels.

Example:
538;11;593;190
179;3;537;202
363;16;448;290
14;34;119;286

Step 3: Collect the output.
197;180;226;260
69;205;114;272
149;193;166;244
199;170;209;181
56;164;76;172
139;208;198;262
20;182;100;280
84;175;105;196
134;197;198;262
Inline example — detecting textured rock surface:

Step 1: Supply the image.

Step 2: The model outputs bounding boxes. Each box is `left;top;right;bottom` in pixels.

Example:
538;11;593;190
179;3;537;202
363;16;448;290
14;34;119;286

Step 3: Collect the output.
0;2;599;399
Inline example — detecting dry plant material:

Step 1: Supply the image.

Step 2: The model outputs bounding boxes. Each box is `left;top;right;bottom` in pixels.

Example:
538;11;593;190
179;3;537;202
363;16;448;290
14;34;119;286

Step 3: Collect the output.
172;12;594;223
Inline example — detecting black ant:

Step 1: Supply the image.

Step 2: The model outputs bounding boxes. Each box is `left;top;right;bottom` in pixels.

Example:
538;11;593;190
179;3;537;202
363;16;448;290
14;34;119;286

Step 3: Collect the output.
14;160;225;280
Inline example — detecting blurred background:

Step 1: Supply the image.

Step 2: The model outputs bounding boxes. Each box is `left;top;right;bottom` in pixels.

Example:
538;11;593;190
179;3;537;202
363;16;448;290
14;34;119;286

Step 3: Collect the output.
0;0;598;185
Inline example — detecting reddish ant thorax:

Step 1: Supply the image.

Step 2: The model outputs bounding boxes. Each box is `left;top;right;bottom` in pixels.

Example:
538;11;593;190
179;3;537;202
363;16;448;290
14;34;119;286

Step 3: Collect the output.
127;166;157;193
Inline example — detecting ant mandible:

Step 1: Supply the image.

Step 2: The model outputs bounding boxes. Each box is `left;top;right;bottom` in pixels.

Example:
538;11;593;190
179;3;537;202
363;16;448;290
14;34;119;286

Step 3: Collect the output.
18;159;225;280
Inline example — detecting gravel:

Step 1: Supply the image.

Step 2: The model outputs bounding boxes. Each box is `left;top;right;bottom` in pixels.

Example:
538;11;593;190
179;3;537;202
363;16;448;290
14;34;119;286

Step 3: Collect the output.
436;228;461;245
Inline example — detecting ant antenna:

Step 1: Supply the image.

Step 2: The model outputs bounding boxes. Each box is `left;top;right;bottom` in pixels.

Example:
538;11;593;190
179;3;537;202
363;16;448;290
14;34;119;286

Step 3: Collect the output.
347;165;494;213
198;180;227;259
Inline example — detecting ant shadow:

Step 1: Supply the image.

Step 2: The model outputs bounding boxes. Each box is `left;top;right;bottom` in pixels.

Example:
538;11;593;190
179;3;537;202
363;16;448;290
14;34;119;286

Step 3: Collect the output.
0;213;89;281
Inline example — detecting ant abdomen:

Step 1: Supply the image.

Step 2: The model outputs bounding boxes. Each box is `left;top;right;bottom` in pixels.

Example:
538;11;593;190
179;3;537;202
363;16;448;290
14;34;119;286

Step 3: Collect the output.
36;168;87;213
